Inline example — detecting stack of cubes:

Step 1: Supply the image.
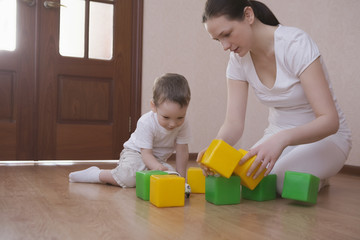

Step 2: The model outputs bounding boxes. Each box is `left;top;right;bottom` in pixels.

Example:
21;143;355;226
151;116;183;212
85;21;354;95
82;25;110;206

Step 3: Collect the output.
136;170;168;201
192;139;275;205
136;140;321;207
201;139;266;190
136;170;186;207
199;139;320;205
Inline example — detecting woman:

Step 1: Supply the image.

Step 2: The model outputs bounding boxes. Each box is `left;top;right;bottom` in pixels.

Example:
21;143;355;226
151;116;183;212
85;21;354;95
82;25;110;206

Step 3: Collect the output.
197;0;351;193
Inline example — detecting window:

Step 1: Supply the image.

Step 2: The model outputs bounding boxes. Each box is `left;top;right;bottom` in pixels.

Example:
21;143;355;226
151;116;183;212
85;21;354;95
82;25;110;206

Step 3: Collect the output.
0;0;17;51
59;0;114;60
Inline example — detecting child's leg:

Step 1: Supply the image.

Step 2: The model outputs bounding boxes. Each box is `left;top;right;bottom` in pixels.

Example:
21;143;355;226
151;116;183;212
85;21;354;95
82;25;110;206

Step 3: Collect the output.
69;167;119;186
99;170;119;186
69;166;102;183
110;149;147;188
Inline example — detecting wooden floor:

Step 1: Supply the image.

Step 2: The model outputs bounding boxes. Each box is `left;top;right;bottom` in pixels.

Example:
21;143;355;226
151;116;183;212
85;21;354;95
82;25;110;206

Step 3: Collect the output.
1;161;359;240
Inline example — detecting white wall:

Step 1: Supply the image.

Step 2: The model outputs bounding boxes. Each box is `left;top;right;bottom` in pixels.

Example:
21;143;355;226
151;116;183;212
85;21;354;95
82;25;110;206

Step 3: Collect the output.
142;0;360;166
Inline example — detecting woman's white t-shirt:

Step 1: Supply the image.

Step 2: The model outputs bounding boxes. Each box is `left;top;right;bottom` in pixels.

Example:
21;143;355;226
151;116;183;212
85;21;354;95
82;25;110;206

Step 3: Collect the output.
123;111;191;161
226;25;351;154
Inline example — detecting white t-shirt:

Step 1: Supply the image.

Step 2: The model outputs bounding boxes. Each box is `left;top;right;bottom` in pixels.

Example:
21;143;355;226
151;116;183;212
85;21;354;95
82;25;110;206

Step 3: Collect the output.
226;25;351;154
123;111;191;161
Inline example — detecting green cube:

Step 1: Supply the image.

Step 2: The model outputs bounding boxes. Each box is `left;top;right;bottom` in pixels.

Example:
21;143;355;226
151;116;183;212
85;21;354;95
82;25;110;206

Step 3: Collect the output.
281;171;320;204
205;175;241;205
242;174;277;201
136;170;168;201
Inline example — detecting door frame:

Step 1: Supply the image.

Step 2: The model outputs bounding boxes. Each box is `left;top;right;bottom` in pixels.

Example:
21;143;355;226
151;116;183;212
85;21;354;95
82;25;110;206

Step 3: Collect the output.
130;0;143;134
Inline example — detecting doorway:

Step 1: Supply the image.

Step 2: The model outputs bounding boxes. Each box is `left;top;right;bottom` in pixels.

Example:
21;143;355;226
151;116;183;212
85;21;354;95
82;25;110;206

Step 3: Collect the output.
0;0;142;160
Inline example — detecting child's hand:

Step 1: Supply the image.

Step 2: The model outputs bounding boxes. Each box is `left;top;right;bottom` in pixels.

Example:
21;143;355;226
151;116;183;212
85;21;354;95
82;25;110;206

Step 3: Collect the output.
141;148;170;172
154;164;169;172
196;148;215;177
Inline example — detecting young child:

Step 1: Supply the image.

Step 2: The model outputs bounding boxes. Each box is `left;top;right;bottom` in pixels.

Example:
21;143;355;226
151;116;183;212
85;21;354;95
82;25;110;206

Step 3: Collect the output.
69;73;191;187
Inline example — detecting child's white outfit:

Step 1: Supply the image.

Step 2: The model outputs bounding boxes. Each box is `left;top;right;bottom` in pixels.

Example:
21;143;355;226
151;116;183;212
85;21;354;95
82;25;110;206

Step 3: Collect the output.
226;25;352;193
111;111;191;187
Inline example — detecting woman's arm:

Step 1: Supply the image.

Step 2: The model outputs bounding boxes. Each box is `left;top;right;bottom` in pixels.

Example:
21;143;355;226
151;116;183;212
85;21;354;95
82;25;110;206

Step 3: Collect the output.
175;143;189;178
243;57;339;178
197;78;248;175
216;78;249;145
282;57;339;145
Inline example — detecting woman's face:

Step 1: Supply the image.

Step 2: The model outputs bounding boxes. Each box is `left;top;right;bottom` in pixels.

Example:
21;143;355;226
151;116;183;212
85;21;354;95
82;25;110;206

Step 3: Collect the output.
204;12;254;57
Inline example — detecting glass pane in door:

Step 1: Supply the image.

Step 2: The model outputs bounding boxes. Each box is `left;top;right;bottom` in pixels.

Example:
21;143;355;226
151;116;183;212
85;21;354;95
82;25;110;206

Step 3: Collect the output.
0;0;16;51
59;0;85;58
89;2;113;60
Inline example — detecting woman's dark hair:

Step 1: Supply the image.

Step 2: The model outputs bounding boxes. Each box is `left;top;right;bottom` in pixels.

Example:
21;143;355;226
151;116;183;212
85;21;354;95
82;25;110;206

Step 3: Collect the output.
202;0;279;26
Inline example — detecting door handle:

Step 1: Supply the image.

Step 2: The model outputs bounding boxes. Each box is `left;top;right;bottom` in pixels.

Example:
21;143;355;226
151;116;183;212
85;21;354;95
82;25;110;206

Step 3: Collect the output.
43;1;66;9
21;0;36;7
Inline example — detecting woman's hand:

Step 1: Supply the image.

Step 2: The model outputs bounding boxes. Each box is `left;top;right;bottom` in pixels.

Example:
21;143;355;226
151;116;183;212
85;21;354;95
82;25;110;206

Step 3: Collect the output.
239;132;288;178
196;148;215;176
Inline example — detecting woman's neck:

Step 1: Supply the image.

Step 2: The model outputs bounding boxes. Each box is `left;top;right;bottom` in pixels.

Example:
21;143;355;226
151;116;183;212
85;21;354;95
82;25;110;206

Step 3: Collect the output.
250;20;278;57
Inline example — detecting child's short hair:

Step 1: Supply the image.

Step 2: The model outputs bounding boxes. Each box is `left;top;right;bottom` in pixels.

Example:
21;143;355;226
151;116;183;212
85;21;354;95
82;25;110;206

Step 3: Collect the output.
153;73;191;107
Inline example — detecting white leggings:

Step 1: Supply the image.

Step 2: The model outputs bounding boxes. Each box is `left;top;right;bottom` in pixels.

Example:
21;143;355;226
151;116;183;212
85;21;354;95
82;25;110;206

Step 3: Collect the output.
252;134;348;194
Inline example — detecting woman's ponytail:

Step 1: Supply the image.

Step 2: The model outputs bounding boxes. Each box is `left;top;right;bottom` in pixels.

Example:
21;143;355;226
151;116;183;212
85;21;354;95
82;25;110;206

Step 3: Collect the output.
203;0;279;26
249;1;279;26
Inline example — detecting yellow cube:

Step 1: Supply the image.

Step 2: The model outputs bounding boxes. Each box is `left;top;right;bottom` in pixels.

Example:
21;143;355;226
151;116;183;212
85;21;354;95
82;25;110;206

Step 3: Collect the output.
201;139;242;178
233;149;266;190
150;175;185;207
187;167;205;193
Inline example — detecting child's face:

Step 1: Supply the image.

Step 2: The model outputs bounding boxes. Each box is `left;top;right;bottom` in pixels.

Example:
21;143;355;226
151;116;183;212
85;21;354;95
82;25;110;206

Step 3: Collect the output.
151;100;188;131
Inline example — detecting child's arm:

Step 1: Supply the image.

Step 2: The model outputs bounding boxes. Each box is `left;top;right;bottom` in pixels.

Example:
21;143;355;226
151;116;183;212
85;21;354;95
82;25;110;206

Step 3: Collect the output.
140;148;168;171
175;143;189;178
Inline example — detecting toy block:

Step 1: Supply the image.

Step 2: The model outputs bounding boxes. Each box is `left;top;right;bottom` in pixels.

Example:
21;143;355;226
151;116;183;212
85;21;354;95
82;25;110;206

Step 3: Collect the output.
281;171;320;204
187;167;205;193
136;170;168;201
233;149;266;190
242;174;277;201
201;139;242;178
205;175;241;205
150;175;185;207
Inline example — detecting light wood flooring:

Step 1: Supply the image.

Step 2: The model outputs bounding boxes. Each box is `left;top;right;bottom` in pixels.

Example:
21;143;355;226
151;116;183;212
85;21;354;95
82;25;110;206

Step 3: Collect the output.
1;161;359;240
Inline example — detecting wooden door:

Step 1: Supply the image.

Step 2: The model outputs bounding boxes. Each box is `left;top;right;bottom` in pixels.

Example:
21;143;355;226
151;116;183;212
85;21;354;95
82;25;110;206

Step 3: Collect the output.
0;0;36;159
0;0;142;160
